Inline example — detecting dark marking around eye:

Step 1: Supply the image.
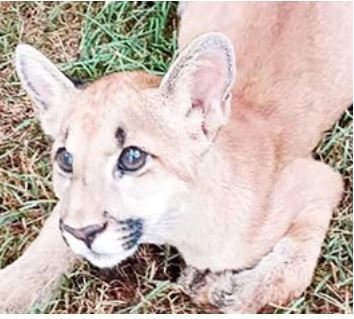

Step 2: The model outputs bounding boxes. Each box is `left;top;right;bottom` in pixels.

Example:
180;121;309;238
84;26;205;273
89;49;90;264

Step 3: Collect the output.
55;147;73;173
115;127;126;147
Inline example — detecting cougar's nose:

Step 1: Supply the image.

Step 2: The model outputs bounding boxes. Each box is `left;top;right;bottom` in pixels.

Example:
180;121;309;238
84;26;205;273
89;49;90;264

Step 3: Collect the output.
60;219;107;248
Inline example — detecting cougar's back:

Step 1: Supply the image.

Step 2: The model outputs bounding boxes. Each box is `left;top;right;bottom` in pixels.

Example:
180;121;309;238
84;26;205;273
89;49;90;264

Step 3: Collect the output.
179;2;352;160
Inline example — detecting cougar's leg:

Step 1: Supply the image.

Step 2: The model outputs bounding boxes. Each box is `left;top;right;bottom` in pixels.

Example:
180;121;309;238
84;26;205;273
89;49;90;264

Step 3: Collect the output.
179;158;343;313
0;204;76;313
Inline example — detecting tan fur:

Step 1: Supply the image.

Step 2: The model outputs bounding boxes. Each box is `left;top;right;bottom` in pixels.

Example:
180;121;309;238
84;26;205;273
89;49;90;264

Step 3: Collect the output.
0;2;352;313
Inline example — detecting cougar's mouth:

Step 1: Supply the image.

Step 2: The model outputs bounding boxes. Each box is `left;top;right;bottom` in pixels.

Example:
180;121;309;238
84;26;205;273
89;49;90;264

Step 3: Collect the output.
60;217;145;268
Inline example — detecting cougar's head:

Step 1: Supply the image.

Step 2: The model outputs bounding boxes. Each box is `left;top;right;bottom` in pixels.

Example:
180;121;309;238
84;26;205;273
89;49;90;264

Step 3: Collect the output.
15;33;236;268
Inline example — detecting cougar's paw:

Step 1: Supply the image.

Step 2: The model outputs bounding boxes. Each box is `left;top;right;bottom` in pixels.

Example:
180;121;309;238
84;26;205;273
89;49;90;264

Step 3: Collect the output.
206;269;261;313
178;266;262;313
178;265;214;304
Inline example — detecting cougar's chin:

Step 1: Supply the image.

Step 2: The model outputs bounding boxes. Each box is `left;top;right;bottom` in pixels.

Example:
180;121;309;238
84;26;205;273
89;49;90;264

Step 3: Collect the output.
84;249;136;268
63;231;138;268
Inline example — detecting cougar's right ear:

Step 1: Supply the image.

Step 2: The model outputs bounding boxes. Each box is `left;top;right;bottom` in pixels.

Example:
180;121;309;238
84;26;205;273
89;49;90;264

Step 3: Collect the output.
15;44;78;138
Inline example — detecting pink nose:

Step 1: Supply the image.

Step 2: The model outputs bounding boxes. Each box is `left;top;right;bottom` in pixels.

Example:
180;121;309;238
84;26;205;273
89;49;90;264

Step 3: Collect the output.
60;220;107;248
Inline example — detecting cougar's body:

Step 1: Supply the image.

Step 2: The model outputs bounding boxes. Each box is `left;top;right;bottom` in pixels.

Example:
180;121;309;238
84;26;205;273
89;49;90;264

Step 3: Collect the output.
170;1;352;270
180;2;352;161
0;2;352;313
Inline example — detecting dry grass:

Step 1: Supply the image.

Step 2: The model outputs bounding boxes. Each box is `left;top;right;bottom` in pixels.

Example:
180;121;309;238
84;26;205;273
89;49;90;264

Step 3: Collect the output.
0;1;352;314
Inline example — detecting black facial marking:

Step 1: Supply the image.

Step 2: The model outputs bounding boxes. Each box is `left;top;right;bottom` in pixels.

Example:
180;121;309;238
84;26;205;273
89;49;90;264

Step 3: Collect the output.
115;127;126;147
122;229;143;250
120;218;143;250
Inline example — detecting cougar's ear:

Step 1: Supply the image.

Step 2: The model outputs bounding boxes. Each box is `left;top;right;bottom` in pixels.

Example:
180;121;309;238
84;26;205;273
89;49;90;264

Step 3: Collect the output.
160;32;236;144
15;44;78;138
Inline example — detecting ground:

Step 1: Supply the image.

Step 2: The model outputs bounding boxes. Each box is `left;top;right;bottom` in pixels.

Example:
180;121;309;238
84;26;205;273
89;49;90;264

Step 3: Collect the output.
0;2;352;314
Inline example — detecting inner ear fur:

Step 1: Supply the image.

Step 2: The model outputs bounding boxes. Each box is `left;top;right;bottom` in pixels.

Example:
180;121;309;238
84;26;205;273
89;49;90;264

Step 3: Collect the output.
160;32;236;142
15;44;78;138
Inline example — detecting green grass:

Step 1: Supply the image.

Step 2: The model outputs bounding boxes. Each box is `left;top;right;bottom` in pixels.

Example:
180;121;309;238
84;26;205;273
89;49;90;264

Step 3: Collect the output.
0;1;352;314
61;1;178;79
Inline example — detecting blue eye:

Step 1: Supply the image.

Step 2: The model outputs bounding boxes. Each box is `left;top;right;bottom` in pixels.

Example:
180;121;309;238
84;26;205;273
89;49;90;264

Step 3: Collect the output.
118;146;146;172
56;147;73;173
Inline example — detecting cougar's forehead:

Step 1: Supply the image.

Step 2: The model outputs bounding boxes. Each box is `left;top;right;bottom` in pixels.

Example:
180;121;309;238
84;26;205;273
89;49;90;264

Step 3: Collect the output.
52;72;195;184
62;72;175;155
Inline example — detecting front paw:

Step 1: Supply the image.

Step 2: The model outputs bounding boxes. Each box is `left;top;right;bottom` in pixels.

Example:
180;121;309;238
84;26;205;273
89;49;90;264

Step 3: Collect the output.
178;266;212;304
178;266;261;313
206;269;261;313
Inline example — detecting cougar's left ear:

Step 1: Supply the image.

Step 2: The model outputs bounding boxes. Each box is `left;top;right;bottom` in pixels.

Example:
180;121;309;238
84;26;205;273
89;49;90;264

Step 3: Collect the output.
160;32;236;144
15;44;78;138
